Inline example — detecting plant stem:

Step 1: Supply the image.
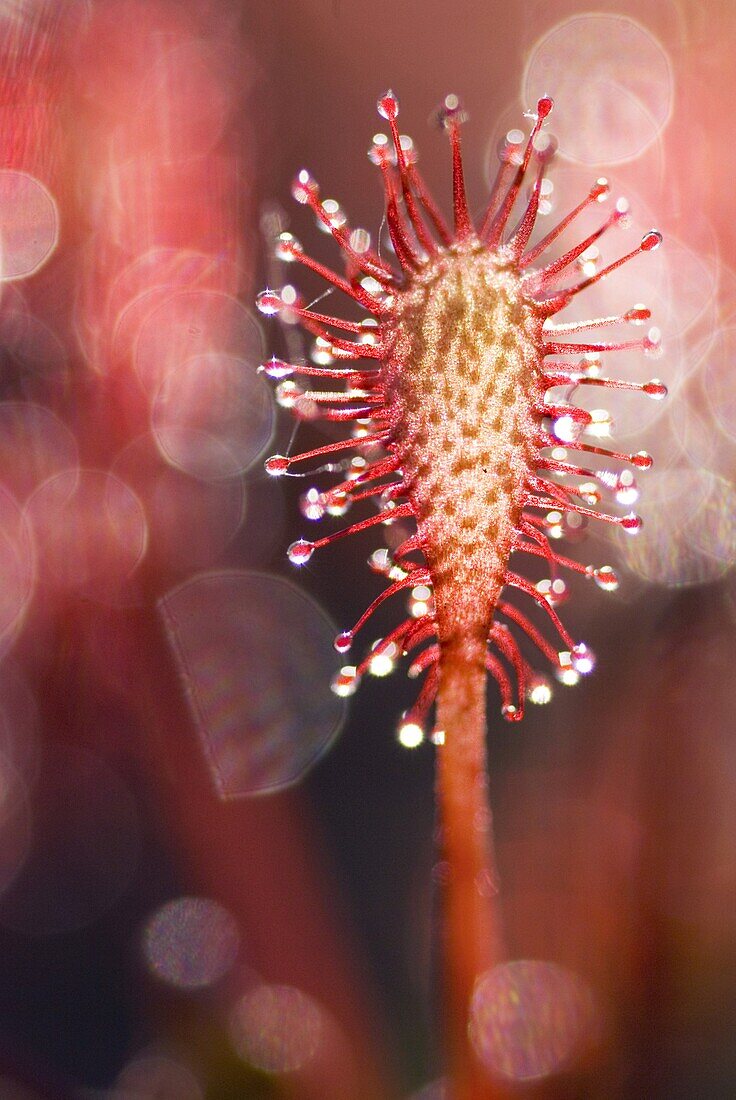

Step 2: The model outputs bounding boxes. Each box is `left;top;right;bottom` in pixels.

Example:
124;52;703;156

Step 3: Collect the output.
435;643;505;1099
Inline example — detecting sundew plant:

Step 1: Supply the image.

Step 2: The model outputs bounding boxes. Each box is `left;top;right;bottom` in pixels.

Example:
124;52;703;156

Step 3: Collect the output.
259;91;664;1097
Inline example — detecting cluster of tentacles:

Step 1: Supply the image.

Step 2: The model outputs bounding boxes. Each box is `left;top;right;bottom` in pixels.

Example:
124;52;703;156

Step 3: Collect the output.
258;91;665;740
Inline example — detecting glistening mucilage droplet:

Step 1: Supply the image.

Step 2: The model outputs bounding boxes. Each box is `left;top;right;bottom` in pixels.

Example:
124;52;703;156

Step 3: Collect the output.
260;97;664;1090
261;91;663;733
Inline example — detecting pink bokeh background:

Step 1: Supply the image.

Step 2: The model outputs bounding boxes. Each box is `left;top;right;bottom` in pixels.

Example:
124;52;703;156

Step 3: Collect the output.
0;1;732;1096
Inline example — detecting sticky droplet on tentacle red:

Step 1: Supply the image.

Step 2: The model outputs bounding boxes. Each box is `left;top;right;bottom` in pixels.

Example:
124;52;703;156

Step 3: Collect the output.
259;91;665;740
261;91;665;1095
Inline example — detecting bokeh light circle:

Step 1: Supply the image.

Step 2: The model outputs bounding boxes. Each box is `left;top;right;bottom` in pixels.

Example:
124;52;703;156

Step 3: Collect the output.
134;289;263;394
705;326;736;445
115;1051;203;1099
143;896;239;989
151;351;274;480
109;248;239;327
658;236;718;342
523;16;673;165
675;382;722;479
619;468;736;587
26;468;147;603
0;402;78;503
109;250;242;367
135;39;235;163
112;434;247;574
0;170;59;279
158;571;347;796
229;984;324;1074
469;959;598;1081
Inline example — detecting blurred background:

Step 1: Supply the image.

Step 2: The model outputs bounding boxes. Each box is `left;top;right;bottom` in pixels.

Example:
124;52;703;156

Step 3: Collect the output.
0;0;733;1096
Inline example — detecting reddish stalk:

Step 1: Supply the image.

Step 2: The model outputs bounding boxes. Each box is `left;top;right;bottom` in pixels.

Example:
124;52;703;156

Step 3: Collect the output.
435;646;505;1099
260;90;663;1097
